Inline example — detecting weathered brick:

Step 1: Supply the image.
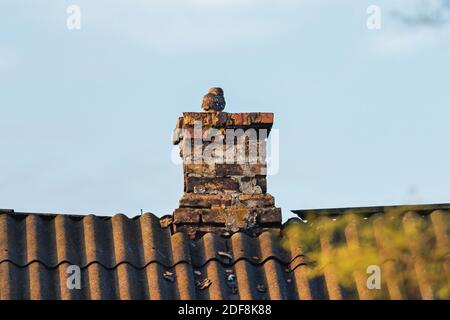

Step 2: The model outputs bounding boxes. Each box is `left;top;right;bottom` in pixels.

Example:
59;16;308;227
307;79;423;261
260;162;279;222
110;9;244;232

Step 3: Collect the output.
200;207;281;226
214;164;245;176
183;112;228;127
175;207;251;228
179;132;267;165
174;224;281;239
173;129;182;145
215;163;267;177
176;127;203;142
201;207;253;228
256;176;267;193
180;139;204;161
255;113;274;125
185;177;240;193
256;208;282;224
175;116;184;129
173;208;201;224
223;143;266;165
238;176;267;194
184;164;215;176
179;193;232;208
238;194;275;207
181;140;232;165
229;113;246;126
228;113;274;128
172;117;185;145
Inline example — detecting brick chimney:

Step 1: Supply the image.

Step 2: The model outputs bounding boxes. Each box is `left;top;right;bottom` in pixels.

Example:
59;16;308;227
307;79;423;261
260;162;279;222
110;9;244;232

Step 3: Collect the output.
172;88;281;238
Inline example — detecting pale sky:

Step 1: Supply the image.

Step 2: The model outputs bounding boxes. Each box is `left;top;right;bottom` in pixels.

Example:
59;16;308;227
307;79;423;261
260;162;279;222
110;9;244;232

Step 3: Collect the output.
1;1;450;220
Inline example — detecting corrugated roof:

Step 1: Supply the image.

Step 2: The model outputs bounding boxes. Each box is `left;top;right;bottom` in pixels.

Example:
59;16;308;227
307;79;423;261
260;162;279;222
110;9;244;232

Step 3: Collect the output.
0;205;449;300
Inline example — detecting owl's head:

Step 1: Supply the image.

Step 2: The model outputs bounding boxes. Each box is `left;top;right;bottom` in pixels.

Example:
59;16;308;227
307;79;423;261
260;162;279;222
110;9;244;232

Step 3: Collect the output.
208;87;224;96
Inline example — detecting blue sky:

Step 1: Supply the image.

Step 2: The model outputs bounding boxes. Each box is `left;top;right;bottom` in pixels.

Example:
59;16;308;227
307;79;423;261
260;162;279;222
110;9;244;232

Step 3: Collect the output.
1;1;449;220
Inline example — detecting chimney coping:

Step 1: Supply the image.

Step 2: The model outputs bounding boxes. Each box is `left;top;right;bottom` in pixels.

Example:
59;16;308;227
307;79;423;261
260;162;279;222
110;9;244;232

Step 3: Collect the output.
179;112;274;128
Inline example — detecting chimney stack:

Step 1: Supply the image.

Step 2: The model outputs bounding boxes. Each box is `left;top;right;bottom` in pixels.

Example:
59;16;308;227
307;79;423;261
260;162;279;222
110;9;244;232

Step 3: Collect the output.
172;88;282;238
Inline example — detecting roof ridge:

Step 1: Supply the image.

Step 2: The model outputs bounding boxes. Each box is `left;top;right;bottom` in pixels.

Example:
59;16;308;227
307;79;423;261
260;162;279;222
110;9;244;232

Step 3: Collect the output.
292;203;450;218
0;210;161;222
291;207;450;221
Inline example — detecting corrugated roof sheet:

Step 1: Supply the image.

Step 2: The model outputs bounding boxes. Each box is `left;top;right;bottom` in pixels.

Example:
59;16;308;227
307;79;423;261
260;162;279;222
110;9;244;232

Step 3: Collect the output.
0;204;449;300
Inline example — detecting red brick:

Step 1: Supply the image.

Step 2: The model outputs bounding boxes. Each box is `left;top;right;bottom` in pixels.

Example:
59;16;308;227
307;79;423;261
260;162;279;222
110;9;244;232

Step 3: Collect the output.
256;113;274;124
230;113;247;126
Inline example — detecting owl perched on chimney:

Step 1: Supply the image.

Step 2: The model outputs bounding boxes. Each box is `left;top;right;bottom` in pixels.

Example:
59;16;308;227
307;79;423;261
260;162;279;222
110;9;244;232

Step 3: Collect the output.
202;87;226;112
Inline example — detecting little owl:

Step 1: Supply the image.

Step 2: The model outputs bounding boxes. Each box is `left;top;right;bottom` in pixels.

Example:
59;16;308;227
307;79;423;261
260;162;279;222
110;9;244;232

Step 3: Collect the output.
202;87;226;112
